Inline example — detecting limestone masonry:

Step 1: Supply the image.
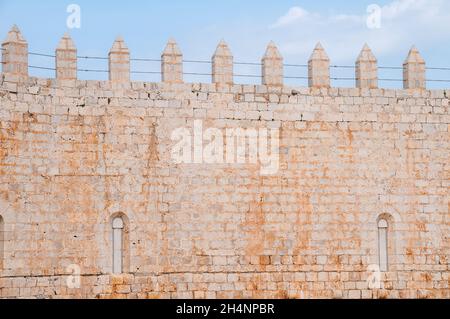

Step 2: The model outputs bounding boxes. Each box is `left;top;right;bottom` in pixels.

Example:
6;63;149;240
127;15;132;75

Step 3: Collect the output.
0;26;448;299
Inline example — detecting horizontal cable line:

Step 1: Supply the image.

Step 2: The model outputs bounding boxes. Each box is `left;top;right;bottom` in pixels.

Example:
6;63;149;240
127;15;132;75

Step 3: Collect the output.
183;59;211;64
379;78;403;82
130;58;161;62
331;65;354;69
77;55;108;60
284;64;307;68
234;74;262;78
132;59;219;64
20;66;450;82
426;79;450;82
183;72;211;76
78;68;108;73
10;50;450;71
29;52;55;58
24;68;265;78
30;66;107;73
378;66;403;70
182;72;264;78
427;66;450;71
331;77;354;80
29;65;55;71
2;47;450;71
28;51;129;61
284;76;308;79
130;70;161;74
234;61;262;66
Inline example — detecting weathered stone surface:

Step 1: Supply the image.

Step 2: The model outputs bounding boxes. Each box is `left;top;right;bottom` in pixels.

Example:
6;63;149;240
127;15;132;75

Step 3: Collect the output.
308;43;329;88
212;40;233;85
161;38;183;83
403;46;426;89
1;25;28;80
56;33;77;81
262;41;283;87
356;44;377;89
109;36;130;83
0;34;448;299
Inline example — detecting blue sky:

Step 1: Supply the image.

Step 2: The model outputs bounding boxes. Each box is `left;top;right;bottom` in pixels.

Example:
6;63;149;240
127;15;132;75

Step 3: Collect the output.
0;0;449;88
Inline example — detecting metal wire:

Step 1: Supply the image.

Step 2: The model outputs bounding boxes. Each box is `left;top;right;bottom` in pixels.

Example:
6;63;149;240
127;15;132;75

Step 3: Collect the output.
234;61;262;66
130;70;161;74
234;74;263;78
0;48;447;83
427;79;450;82
77;68;108;73
130;58;161;62
427;66;450;71
29;52;55;58
331;65;354;69
378;66;403;70
331;77;354;81
18;50;450;71
183;59;211;64
284;64;307;68
379;78;403;82
20;66;450;83
29;65;55;71
77;55;108;60
284;76;308;79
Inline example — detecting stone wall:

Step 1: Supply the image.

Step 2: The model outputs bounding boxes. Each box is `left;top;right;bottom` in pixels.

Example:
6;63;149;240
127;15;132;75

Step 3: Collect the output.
0;26;448;299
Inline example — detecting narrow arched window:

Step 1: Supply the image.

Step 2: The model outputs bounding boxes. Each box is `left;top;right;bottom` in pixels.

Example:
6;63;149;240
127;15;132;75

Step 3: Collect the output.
0;216;4;270
112;217;124;274
378;218;388;271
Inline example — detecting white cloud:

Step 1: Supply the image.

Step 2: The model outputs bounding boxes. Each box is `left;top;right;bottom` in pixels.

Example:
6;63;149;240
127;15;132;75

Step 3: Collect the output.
381;0;430;20
267;0;450;62
269;6;310;29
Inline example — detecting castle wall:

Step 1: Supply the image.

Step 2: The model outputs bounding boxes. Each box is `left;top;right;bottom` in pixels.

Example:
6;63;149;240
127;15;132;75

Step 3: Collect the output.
0;27;448;299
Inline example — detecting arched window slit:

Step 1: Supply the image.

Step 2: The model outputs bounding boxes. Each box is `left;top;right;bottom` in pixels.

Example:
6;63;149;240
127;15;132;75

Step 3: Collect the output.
112;216;124;274
378;218;388;272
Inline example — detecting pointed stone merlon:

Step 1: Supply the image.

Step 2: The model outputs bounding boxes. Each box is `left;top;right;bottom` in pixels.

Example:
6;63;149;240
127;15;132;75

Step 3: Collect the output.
1;25;28;80
356;44;378;89
212;40;233;85
55;33;77;80
108;37;130;83
308;43;330;88
161;39;183;83
262;41;283;86
403;46;426;89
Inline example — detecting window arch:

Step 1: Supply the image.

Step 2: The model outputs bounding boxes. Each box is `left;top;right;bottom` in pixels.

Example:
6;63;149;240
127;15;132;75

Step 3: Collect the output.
378;218;389;271
0;215;4;270
112;216;124;274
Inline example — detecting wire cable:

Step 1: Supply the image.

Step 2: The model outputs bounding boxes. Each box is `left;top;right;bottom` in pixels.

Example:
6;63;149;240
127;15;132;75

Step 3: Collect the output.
0;49;447;84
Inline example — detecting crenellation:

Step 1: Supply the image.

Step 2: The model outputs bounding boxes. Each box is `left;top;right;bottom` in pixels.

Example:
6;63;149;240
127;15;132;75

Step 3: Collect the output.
356;44;377;89
212;40;233;85
308;43;330;88
1;25;28;81
262;42;283;87
403;46;426;90
56;33;77;81
161;38;183;84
